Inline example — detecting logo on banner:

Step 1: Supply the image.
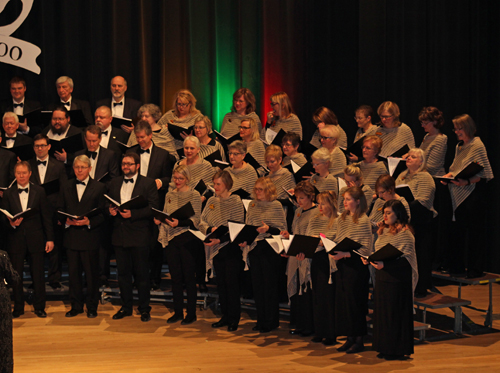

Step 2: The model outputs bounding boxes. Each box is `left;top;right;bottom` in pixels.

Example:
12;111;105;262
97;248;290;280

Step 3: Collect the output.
0;0;41;74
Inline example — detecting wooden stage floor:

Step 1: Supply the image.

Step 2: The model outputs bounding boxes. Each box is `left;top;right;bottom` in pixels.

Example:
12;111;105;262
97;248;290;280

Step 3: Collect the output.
12;283;500;372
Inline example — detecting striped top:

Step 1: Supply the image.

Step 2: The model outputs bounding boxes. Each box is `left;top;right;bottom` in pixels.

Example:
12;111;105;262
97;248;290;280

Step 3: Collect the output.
286;206;320;298
309;173;338;195
369;196;411;224
338;184;374;214
353;125;380;143
448;137;494;213
168;158;215;192
220;111;261;138
127;126;178;159
227;163;258;194
357;161;388;190
261;114;303;140
199;194;245;274
268;168;296;199
246;140;267;176
310;125;348;148
198;138;226;162
157;188;202;247
283;153;308;167
157;109;204;149
396;171;437;217
327;146;347;178
376;123;415;157
419;133;447;176
336;214;373;257
307;213;338;278
375;228;418;292
243;200;287;268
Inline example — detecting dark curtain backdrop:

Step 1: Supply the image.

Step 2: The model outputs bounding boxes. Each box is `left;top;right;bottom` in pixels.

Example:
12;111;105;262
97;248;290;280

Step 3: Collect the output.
1;0;500;270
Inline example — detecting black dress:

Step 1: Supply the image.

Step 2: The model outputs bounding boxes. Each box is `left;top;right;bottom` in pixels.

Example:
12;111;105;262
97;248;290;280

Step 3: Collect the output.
0;250;20;373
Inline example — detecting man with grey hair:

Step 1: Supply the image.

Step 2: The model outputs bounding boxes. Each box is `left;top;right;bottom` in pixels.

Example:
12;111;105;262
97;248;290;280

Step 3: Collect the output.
48;76;93;126
96;76;142;120
1;112;33;148
58;154;107;318
94;105;128;154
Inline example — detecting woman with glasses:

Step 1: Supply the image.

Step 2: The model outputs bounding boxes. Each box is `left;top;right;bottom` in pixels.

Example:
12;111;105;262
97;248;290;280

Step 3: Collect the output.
376;101;415;158
240;177;287;333
193;116;226;162
319;125;346;178
369;175;411;225
127;104;178;158
156;165;203;326
282;132;307;167
354;136;388;191
239;117;267;174
309;148;339;196
338;165;374;213
441;114;493;278
262;92;303;141
226;140;258;195
265;145;296;199
348;105;379;162
310;106;347;149
220;88;261;138
157;89;204;150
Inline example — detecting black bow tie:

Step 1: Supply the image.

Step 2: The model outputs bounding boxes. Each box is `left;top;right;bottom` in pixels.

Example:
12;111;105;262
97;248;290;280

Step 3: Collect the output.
86;151;97;160
18;188;28;194
13;103;23;108
62;101;70;107
139;148;150;154
76;179;86;186
102;130;108;136
123;178;134;184
37;160;47;166
6;137;15;140
113;102;123;107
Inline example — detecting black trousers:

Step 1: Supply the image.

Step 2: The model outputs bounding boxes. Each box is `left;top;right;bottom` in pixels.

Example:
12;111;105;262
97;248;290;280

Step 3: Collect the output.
213;242;244;324
114;245;151;313
66;248;100;311
46;223;64;283
311;250;335;338
248;240;280;330
9;248;45;312
165;232;202;316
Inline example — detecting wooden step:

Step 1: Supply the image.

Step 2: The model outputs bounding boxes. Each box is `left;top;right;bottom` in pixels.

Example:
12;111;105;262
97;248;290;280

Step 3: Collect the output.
414;292;471;309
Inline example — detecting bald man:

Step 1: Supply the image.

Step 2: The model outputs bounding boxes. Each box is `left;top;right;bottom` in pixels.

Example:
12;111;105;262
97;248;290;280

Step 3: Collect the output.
96;76;142;120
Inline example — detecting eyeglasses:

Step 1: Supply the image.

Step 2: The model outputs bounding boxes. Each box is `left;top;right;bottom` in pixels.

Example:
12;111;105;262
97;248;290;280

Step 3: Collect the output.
173;177;186;181
312;162;325;167
354;116;366;120
121;162;135;167
74;166;89;170
282;142;294;148
176;102;190;108
238;126;251;130
228;152;243;156
270;102;279;106
320;136;333;140
254;187;264;192
193;126;206;130
453;127;463;132
34;144;48;149
380;115;393;119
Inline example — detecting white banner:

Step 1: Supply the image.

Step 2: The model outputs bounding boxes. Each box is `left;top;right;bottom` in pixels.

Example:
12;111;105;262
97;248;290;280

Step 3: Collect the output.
0;35;41;74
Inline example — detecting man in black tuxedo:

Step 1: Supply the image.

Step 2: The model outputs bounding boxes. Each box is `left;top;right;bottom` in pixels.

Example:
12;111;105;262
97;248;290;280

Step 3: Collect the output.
107;152;158;322
1;161;54;318
96;76;142;120
47;76;93;126
58;155;107;318
29;134;68;288
95;106;129;155
0;133;16;189
2;112;33;149
0;76;42;137
74;125;120;183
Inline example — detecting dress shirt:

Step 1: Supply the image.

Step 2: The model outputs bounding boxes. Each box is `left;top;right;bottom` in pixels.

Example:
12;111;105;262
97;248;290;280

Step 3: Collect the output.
112;98;125;118
87;149;99;178
139;143;152;177
37;157;48;183
17;183;29;211
47;124;71;140
120;173;137;204
61;98;72;109
13;99;25;115
4;135;16;148
99;127;111;148
76;176;89;201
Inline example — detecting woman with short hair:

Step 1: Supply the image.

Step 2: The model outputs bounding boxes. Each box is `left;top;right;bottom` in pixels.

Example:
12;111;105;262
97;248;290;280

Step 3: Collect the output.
338;165;374;213
309;147;338;196
282;132;307;167
225;140;258;195
193;116;226;162
355;135;388;191
220;88;261;138
310;106;348;148
376;101;415;157
319;125;346;178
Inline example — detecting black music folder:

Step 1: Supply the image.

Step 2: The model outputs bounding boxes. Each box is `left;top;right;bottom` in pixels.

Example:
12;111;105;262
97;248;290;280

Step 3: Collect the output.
57;207;101;220
340;139;363;160
395;184;414;202
41;178;60;196
49;133;84;155
168;123;194;140
151;202;195;222
435;161;484;183
284;235;320;258
105;194;148;211
287;159;315;182
68;110;87;128
0;207;38;220
3;143;34;161
353;243;403;262
213;130;241;150
228;220;259;245
204;226;230;243
111;116;133;129
330;237;363;254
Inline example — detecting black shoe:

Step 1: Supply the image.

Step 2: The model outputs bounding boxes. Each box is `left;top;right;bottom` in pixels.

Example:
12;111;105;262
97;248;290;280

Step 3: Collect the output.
65;309;84;318
311;336;323;343
212;319;229;328
181;314;197;325
167;313;184;324
12;310;24;318
112;309;132;320
198;283;208;293
49;282;62;290
346;343;364;354
34;309;47;318
384;354;404;361
289;329;302;335
140;312;151;322
227;323;238;332
87;310;98;318
300;330;314;337
322;338;337;346
337;340;354;352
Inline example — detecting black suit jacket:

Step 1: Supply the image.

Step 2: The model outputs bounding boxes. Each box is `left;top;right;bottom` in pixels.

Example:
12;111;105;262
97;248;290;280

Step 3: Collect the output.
96;97;142;120
106;174;158;248
102;127;129;155
47;98;93;126
1;183;54;253
41;124;83;138
74;146;120;182
131;143;173;189
58;178;107;251
0;98;42;117
1;133;33;147
0;148;16;188
29;157;68;214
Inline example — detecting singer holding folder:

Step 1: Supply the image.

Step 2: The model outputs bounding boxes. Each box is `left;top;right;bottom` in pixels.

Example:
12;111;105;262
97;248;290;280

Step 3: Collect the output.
362;199;417;361
200;170;245;331
156;165;203;325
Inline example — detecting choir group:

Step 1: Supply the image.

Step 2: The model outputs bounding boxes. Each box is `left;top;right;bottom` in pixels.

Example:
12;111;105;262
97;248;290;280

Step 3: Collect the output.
0;76;494;363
